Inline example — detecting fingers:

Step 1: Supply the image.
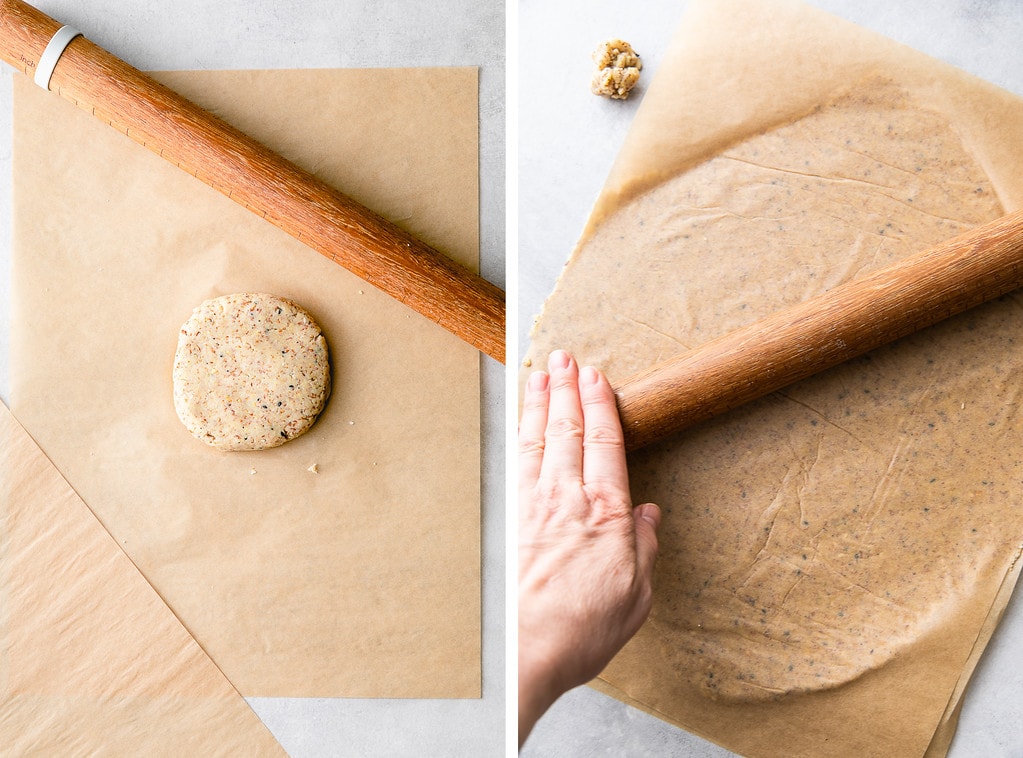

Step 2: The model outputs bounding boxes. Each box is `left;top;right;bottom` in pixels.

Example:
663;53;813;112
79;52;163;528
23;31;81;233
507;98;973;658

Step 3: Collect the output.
527;351;630;495
578;365;629;496
633;503;661;585
518;369;550;487
539;350;585;484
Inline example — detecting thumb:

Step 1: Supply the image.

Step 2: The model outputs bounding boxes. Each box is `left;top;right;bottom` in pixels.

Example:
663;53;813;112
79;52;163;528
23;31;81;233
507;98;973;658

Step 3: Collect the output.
632;503;661;583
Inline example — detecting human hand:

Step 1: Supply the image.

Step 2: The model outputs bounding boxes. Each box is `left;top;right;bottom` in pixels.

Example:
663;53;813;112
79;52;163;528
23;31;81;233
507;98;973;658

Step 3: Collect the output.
518;349;661;745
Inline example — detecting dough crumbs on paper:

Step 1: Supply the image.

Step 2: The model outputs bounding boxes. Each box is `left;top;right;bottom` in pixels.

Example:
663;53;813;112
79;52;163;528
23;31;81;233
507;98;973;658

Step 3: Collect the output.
591;38;642;100
172;293;331;451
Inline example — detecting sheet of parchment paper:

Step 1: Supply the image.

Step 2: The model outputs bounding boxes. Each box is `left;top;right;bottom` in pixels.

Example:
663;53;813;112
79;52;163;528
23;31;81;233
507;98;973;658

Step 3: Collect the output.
523;0;1023;754
0;401;285;754
12;66;481;698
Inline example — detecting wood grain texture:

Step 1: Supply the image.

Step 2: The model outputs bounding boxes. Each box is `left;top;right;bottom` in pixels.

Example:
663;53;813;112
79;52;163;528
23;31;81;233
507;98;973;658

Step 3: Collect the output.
0;0;505;362
615;208;1023;451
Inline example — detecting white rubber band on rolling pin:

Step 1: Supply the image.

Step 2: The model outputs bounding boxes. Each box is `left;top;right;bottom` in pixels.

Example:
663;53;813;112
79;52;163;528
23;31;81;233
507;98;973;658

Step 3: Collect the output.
34;25;82;90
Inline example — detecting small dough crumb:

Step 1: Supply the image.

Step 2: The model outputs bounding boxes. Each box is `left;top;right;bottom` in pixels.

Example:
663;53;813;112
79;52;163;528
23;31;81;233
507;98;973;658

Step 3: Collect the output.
523;358;532;368
591;39;642;100
307;463;319;474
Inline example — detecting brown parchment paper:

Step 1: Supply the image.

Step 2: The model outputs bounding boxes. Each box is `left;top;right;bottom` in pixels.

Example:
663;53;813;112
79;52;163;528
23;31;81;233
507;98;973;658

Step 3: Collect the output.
524;1;1023;755
0;401;285;755
12;66;481;697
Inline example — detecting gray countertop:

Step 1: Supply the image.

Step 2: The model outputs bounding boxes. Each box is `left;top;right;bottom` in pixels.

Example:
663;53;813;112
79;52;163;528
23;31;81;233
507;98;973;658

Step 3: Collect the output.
0;1;504;755
518;1;1023;756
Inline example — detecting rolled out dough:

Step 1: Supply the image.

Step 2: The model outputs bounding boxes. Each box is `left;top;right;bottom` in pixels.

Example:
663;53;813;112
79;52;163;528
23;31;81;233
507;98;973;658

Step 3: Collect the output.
524;69;1023;757
532;78;1007;702
525;0;1023;754
173;293;330;451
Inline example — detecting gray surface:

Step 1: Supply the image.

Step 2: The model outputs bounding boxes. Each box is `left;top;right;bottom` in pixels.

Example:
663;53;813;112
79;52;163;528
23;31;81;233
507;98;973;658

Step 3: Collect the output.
0;1;504;756
518;0;1023;756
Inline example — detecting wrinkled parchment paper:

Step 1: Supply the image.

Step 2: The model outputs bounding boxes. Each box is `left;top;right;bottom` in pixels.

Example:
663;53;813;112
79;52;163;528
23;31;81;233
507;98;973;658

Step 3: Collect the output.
523;1;1023;754
0;402;285;754
13;66;481;697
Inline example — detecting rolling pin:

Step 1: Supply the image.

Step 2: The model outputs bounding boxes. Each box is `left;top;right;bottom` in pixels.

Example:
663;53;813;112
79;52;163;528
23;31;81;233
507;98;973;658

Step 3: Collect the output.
0;0;506;363
615;208;1023;451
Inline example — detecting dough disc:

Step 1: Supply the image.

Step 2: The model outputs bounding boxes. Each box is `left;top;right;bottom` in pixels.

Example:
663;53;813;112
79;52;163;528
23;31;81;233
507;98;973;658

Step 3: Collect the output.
173;293;331;451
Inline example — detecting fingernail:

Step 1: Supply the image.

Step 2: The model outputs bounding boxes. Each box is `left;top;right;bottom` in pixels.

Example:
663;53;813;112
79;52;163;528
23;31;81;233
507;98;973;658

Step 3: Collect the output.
549;350;571;371
579;365;600;386
527;370;549;392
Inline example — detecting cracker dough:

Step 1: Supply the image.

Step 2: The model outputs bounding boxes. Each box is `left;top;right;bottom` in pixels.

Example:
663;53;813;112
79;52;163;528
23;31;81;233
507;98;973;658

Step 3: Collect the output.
173;293;330;451
591;39;642;100
526;78;1016;702
525;0;1023;753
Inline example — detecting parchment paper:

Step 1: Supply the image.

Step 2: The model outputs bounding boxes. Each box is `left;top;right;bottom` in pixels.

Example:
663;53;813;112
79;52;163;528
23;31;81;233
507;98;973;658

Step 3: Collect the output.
0;401;285;754
12;66;481;697
523;0;1023;754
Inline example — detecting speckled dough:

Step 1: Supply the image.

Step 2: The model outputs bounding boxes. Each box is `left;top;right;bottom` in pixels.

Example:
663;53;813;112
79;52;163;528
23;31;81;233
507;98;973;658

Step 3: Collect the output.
590;39;642;100
524;80;1018;702
173;293;330;451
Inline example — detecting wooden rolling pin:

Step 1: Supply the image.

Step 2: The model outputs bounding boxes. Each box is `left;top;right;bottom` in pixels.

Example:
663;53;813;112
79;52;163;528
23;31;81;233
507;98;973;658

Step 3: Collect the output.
615;208;1023;451
0;0;505;362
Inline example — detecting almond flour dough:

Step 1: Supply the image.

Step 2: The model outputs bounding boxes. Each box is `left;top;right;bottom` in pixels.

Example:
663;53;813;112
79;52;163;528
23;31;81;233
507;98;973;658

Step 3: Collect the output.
591;39;642;100
525;78;1018;703
173;293;330;451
